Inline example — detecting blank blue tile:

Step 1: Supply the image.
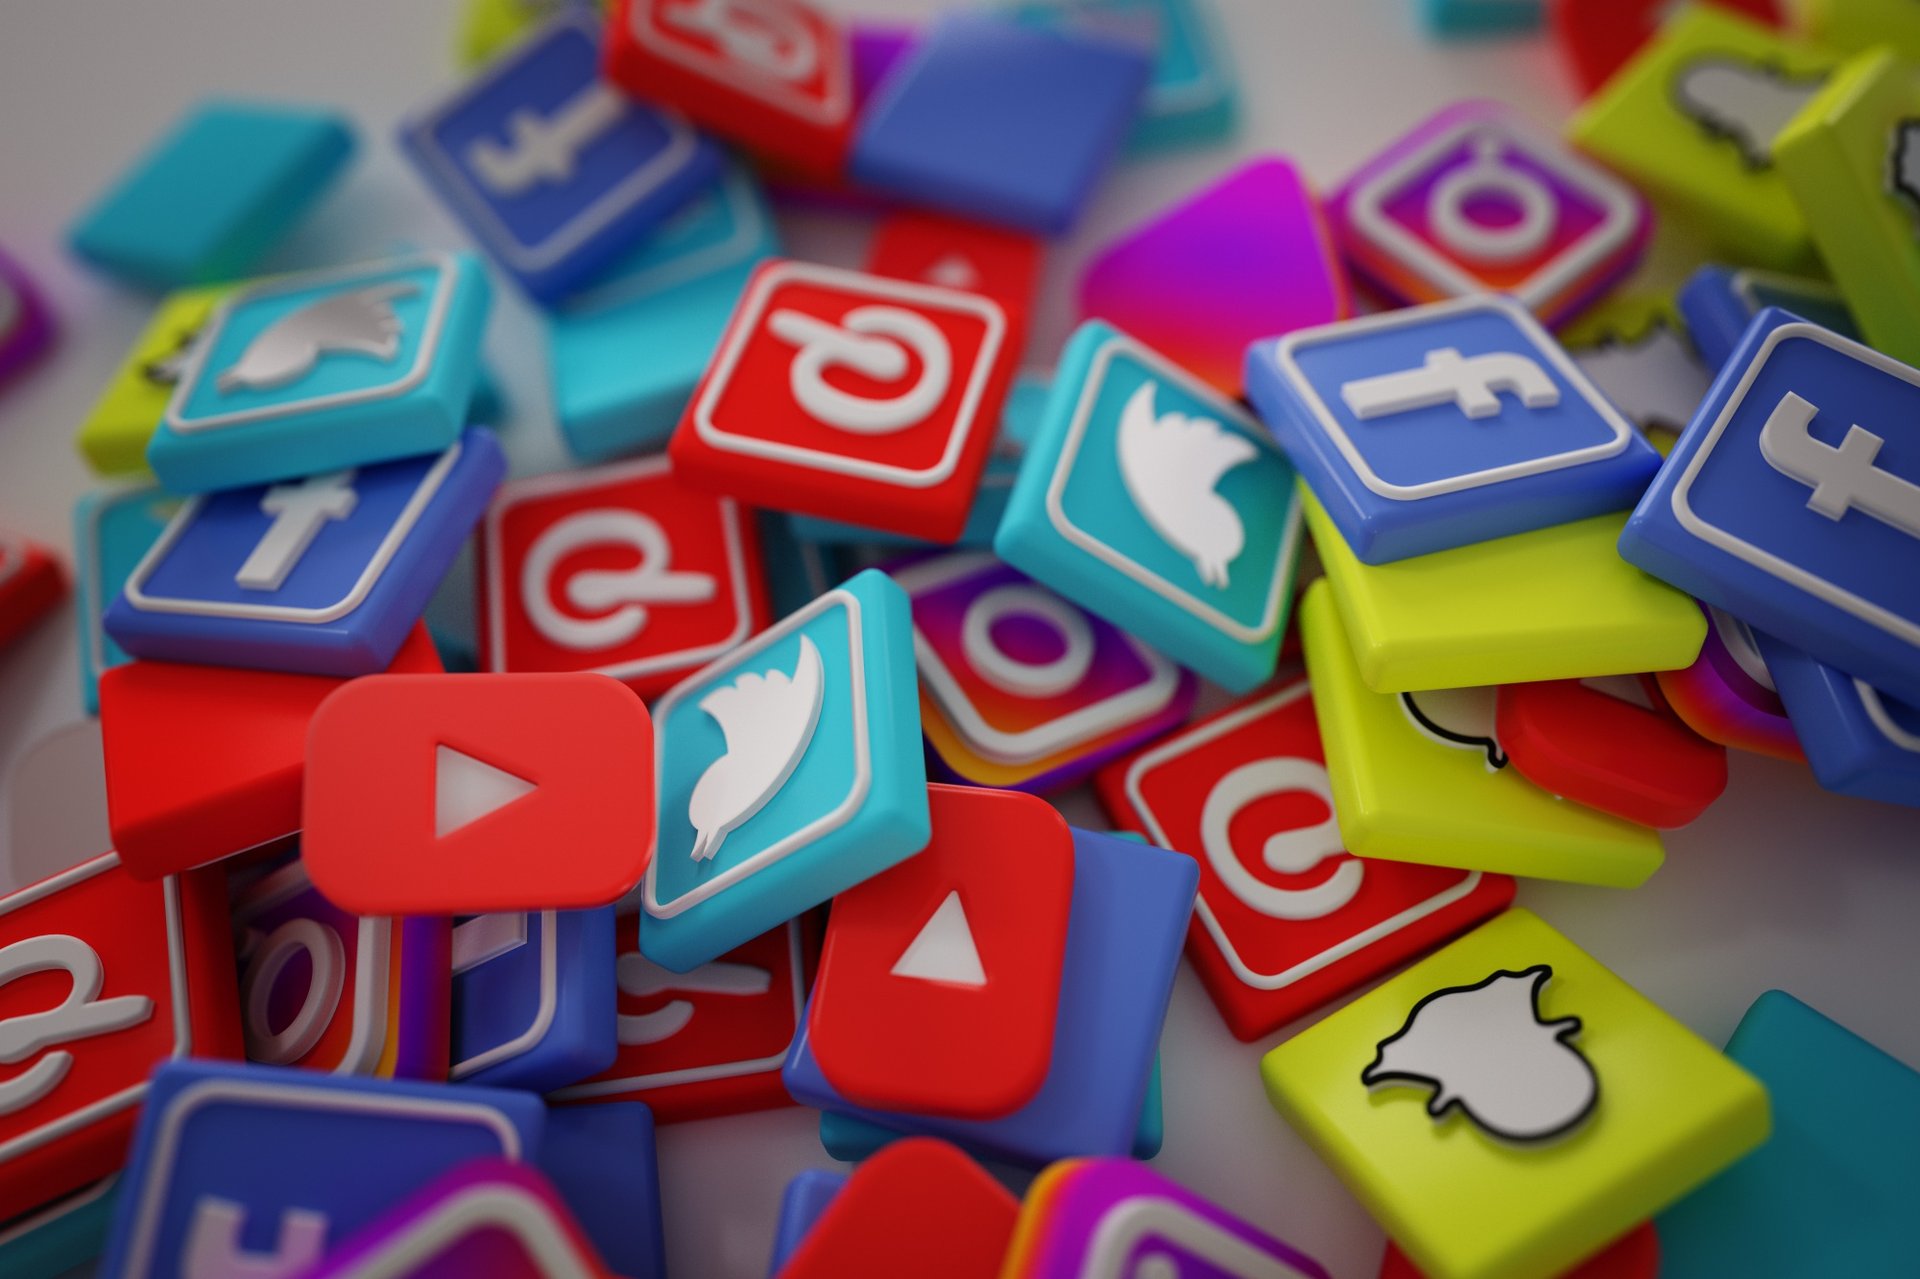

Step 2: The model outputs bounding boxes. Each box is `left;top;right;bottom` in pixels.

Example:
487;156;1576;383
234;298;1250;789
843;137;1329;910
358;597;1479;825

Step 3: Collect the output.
851;15;1151;235
537;1103;665;1279
70;101;354;291
766;1169;847;1277
1758;632;1920;809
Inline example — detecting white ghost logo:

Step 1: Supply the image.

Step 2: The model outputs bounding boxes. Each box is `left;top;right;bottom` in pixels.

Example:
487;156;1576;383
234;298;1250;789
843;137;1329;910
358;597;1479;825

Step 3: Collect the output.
1672;58;1823;170
1362;965;1598;1143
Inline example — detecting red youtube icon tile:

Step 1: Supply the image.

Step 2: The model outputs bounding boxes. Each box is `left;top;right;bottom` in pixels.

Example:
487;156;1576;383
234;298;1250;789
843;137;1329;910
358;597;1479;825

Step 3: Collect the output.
1096;679;1515;1043
101;624;443;881
0;852;240;1221
777;1138;1018;1279
670;260;1016;543
867;210;1042;321
604;0;855;181
809;784;1073;1121
0;530;65;653
1497;676;1728;829
478;455;769;698
552;915;818;1124
303;673;655;915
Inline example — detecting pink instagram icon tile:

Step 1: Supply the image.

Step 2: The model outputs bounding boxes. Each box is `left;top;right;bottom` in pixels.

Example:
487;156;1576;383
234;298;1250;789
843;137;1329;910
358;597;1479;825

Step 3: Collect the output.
1330;100;1650;326
892;550;1196;794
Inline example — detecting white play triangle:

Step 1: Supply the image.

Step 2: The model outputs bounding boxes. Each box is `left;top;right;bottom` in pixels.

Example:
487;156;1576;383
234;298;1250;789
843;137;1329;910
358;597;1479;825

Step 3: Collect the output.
435;745;537;839
890;891;987;987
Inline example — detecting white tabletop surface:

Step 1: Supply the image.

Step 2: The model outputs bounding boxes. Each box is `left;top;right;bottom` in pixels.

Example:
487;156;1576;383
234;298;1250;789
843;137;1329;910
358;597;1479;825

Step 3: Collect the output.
1;3;1916;1277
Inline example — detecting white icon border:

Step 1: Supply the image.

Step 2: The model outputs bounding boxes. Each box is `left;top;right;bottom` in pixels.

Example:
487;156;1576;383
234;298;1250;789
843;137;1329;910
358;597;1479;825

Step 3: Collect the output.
1122;680;1485;991
1044;330;1298;645
407;11;707;275
1344;112;1642;310
1081;1193;1324;1279
1669;321;1920;650
0;852;191;1169
117;1074;527;1279
232;860;398;1079
483;453;757;681
120;439;463;626
163;253;461;436
643;586;870;918
1268;294;1637;502
305;1178;605;1279
692;261;1007;489
447;910;559;1080
894;551;1183;766
550;918;805;1099
628;0;853;128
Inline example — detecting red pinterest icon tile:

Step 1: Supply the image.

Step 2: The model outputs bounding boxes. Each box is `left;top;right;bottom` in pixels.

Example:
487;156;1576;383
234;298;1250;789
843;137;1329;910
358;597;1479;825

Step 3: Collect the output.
1097;678;1514;1042
551;915;818;1124
0;853;240;1221
604;0;855;180
808;784;1074;1120
670;260;1016;543
478;454;769;698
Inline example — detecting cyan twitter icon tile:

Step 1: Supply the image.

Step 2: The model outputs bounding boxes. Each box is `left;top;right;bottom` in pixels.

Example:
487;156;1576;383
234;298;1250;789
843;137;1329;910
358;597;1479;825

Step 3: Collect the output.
1621;308;1920;707
640;568;928;973
1247;294;1659;564
149;252;489;494
996;321;1301;693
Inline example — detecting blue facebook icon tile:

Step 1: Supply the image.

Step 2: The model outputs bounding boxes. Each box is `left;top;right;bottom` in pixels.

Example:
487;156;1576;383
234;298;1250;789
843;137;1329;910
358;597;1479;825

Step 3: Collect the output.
99;1061;544;1279
402;10;721;303
1621;309;1920;708
104;426;503;676
1756;631;1920;810
450;908;618;1093
1247;294;1661;564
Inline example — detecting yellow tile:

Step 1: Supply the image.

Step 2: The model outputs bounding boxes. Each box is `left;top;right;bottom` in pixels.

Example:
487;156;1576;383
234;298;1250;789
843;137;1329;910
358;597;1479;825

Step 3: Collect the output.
1805;0;1920;61
1304;490;1704;693
1261;908;1769;1279
1775;48;1920;368
74;285;228;478
1299;580;1664;887
1569;7;1840;269
457;0;601;67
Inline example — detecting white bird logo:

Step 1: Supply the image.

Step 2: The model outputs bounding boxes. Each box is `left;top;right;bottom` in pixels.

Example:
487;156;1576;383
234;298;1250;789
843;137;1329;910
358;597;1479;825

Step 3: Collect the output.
1117;379;1258;589
686;635;825;863
216;281;419;393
